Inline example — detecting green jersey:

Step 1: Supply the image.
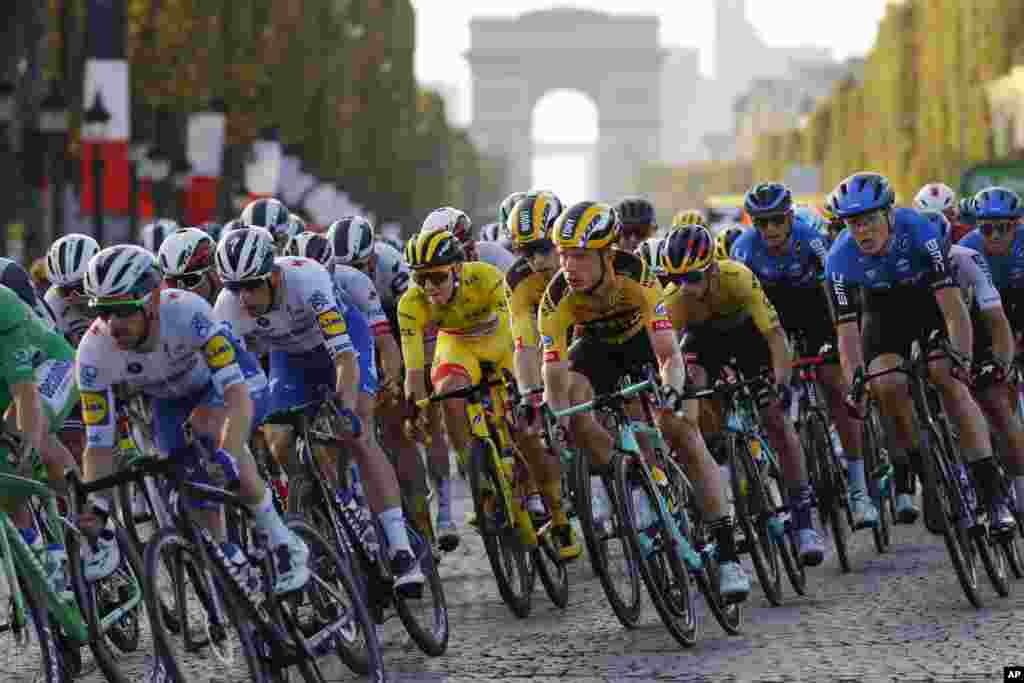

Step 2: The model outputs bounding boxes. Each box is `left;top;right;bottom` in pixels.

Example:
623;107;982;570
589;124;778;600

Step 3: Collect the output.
0;284;76;421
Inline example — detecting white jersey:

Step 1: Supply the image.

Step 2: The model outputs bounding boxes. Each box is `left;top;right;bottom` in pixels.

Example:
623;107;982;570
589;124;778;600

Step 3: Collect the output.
45;285;94;342
949;244;1001;311
476;241;516;273
332;264;390;336
214;257;354;358
76;290;251;446
371;242;410;310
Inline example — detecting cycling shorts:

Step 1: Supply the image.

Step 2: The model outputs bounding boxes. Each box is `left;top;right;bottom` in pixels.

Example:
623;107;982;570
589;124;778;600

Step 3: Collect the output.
682;317;772;385
861;300;945;366
430;323;513;387
268;343;378;417
569;330;657;397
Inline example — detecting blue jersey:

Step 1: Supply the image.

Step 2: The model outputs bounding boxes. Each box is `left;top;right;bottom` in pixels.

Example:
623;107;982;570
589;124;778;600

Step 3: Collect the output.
825;207;955;324
957;226;1024;292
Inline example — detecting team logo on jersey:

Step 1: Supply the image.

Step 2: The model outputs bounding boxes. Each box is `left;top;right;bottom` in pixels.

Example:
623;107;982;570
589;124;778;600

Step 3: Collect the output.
191;312;213;340
79;364;98;388
81;391;109;426
204;334;236;370
309;290;329;312
127;362;143;374
318;309;348;337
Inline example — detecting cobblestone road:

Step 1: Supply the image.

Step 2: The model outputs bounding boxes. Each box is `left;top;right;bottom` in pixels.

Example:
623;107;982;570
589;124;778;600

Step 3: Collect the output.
7;481;1023;683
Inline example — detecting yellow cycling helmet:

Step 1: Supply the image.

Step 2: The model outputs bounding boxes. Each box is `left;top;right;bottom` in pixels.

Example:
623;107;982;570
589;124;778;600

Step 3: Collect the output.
551;201;620;250
662;224;716;275
507;190;564;247
715;225;745;260
672;209;707;229
404;229;465;270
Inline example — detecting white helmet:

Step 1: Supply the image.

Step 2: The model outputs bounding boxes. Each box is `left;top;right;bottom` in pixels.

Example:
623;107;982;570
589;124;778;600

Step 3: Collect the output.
327;216;375;266
285;232;334;266
141;219;180;254
84;245;162;301
421;207;472;243
158;228;216;277
480;222;502;242
914;183;957;213
240;197;291;241
47;234;100;286
284;214;307;241
216;227;276;283
635;237;666;272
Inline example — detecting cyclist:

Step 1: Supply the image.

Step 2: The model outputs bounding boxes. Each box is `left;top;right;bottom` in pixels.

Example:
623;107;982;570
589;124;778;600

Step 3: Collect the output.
734;183;877;530
401;228;581;560
659;222;826;565
240;197;294;254
141;218;179;254
636;236;667;274
0;257;58;331
616;196;658;254
959;197;977;228
827;172;1001;536
914;182;972;244
0;283;79;597
158;228;222;306
714;225;745;261
423;206;517;273
213;228;424;592
75;244;310;593
539;203;751;598
45;234;101;346
498;191;528;231
672;208;707;229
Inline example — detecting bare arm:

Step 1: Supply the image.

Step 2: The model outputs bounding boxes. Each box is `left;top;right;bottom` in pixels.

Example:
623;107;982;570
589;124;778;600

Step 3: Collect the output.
981;306;1015;367
765;325;793;386
836;320;864;386
220;382;254;456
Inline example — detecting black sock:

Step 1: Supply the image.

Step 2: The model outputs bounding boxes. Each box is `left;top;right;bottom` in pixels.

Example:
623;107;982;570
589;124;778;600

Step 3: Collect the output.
789;485;814;530
707;516;738;563
968;457;1003;509
895;461;916;495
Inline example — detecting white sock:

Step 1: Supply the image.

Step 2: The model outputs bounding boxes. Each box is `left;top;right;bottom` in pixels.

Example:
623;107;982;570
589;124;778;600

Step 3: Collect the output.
379;507;411;555
247;487;293;548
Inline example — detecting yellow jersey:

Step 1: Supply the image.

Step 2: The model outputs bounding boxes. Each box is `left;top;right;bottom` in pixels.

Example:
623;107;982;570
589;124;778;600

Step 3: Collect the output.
538;250;672;363
504;257;552;351
662;259;780;335
397;261;508;370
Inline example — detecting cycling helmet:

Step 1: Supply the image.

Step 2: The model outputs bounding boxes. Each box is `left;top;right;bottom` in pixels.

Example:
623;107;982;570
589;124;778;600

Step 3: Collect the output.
919;210;952;254
551;202;620;250
141;219;179;254
422;207;472;244
498;191;528;227
507;191;563;247
327;216;375;266
827;172;895;219
240;197;291;240
221;218;246;237
47;234;100;286
284;213;307;239
216;227;276;283
158;228;216;277
744;182;793;218
84;245;162;302
671;209;707;229
404;229;465;270
480;222;502;242
635;237;665;271
958;197;976;222
197;221;224;243
715;225;745;260
285;232;333;266
914;183;957;212
662;225;715;275
616;197;657;229
973;186;1024;220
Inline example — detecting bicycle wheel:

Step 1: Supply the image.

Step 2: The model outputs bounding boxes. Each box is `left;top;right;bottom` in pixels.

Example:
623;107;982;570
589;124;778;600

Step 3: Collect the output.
572;445;642;628
467;437;535;618
614;451;697;647
996;475;1024;579
665;456;741;635
763;457;805;596
534;532;569;609
65;522;148;683
281;515;385;680
729;435;783;606
863;406;892;553
142;527;264;682
393;523;449;656
802;411;850;573
6;568;69;683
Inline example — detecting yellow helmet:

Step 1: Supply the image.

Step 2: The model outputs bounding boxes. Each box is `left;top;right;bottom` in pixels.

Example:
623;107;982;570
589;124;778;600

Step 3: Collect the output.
714;225;745;260
551;201;620;250
30;257;50;287
661;225;716;275
672;209;707;229
404;229;465;270
507;190;563;247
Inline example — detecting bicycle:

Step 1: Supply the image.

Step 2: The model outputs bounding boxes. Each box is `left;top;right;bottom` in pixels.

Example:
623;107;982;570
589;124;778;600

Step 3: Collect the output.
0;429;146;683
546;368;741;647
850;335;1007;607
418;362;568;618
860;397;896;554
278;395;448;658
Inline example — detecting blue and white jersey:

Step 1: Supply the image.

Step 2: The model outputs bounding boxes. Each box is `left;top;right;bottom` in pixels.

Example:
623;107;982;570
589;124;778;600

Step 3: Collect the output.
825;207;955;324
331;264;390;336
730;214;829;289
957;225;1024;292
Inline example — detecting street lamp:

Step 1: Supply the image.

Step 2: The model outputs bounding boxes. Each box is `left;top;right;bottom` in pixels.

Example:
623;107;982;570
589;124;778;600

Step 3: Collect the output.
83;90;112;243
39;80;69;241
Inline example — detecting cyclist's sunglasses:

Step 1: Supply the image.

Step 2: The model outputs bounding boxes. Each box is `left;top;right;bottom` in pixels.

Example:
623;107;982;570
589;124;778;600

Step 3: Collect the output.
165;269;207;291
516;240;554;259
979;220;1016;237
224;276;270;293
753;214;789;228
412;269;452;288
90;298;146;320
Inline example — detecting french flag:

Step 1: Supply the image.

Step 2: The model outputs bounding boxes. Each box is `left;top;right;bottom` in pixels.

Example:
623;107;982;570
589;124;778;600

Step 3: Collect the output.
80;0;130;217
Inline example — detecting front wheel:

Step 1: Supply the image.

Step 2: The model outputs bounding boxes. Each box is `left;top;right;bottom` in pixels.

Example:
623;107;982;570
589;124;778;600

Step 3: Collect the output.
534;531;569;609
802;413;850;573
393;524;449;657
729;436;783;606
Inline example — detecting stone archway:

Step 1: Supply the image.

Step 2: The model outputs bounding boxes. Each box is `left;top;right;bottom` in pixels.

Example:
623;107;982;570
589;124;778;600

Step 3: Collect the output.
466;8;665;201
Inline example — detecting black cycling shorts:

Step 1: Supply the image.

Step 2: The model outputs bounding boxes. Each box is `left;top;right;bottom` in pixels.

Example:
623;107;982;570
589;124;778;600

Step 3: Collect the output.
569;331;657;397
682;317;772;385
861;298;945;366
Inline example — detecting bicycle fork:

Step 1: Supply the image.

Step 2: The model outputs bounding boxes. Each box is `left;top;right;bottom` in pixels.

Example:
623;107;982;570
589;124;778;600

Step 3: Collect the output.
630;458;703;572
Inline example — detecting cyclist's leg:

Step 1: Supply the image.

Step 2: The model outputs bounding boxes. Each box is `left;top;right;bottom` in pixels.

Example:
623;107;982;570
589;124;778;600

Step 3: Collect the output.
430;333;479;467
564;337;621;469
422;332;457;538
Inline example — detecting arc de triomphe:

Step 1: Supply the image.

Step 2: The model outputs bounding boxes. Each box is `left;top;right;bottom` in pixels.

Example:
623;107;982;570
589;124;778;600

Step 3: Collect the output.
466;8;665;201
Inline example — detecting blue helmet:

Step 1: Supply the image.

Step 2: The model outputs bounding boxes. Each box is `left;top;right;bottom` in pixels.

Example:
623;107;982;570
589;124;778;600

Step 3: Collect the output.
827;172;895;219
973;186;1023;220
744;182;793;218
919;210;952;254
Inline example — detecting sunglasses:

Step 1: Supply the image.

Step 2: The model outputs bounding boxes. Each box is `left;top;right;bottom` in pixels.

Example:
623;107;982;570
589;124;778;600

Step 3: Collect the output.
670;269;707;285
90;297;146;320
412;269;452;288
165;270;207;290
753;214;789;228
224;277;269;293
516;240;554;260
979;220;1016;237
